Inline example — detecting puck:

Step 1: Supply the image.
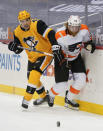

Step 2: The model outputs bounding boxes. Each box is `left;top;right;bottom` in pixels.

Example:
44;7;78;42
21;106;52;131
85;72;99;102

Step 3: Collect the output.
57;121;60;127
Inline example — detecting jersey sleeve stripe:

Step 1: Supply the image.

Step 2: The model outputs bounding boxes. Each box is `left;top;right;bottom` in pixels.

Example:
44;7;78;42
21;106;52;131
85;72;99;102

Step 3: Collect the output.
43;28;52;37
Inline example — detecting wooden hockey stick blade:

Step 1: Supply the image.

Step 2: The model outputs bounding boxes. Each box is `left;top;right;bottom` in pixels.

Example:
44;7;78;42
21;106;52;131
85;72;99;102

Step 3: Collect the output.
17;46;53;57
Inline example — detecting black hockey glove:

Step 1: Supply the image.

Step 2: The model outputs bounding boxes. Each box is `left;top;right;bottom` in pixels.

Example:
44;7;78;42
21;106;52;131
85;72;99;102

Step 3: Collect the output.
84;41;96;53
52;45;64;63
8;41;23;54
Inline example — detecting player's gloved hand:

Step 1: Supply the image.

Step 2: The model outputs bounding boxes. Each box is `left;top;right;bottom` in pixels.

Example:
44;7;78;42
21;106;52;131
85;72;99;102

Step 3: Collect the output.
84;41;96;53
8;41;23;54
52;45;64;62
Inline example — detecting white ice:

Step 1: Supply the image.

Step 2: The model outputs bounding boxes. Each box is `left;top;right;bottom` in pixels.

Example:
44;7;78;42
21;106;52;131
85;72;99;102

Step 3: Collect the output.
0;92;103;131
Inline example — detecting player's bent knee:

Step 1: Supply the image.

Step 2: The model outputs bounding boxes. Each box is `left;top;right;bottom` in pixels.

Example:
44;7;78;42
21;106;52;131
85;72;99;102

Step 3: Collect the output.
28;70;42;86
73;73;86;90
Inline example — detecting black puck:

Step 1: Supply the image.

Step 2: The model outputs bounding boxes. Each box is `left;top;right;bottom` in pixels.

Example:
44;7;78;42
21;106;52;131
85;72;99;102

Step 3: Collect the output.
57;121;60;127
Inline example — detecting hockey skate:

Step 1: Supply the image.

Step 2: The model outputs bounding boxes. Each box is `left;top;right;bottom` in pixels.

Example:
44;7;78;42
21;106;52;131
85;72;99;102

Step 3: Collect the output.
33;95;47;105
65;91;80;110
21;97;29;109
47;93;55;107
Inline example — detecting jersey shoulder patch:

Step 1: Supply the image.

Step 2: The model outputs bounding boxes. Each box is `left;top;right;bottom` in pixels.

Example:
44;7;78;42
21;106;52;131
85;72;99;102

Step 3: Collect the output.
55;26;66;40
80;24;89;31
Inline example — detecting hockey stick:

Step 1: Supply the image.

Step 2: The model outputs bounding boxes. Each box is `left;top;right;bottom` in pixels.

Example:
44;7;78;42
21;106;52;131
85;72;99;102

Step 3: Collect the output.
17;46;53;56
0;41;53;57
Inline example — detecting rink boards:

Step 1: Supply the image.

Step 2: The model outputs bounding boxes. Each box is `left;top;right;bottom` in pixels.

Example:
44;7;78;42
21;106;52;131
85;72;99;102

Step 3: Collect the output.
0;43;103;115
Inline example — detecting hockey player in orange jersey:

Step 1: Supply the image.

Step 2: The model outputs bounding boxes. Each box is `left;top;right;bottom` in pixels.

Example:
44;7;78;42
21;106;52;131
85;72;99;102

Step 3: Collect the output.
8;10;63;109
47;15;96;110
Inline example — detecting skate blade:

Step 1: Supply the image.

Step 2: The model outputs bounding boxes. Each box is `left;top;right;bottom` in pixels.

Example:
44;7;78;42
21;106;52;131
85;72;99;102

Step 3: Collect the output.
33;101;47;106
64;103;79;111
20;106;29;112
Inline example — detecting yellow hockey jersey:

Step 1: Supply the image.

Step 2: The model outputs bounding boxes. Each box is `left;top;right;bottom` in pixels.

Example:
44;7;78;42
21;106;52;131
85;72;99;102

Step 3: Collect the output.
14;20;53;62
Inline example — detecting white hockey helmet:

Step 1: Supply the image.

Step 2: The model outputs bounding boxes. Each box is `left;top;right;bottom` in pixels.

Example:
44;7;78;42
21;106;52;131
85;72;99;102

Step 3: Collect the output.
67;15;81;35
68;15;81;26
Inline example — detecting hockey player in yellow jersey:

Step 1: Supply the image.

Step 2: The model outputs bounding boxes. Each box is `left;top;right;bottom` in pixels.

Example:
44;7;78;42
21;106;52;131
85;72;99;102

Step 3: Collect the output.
8;10;63;109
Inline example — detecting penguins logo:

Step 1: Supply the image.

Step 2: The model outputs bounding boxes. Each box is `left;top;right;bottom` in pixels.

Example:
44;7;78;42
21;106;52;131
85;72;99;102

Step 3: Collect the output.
23;36;38;48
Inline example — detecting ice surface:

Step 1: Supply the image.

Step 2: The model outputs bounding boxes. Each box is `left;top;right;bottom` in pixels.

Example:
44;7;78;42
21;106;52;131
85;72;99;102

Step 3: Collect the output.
0;92;103;131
